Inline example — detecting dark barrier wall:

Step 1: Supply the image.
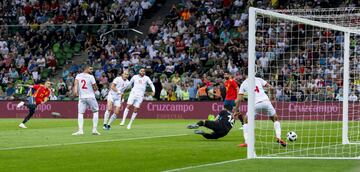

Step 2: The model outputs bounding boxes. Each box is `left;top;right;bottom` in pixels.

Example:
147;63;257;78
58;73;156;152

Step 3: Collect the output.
1;101;359;120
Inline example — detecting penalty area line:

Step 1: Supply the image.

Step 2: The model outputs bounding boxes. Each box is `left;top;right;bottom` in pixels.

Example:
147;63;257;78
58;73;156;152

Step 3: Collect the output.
0;133;188;151
162;158;248;172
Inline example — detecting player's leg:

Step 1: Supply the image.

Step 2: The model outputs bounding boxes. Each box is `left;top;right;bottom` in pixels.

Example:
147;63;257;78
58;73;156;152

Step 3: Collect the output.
89;98;100;135
201;132;227;139
103;97;113;129
19;104;37;128
187;119;206;129
197;122;229;140
265;101;286;147
127;98;142;129
240;102;271;147
107;99;121;129
121;95;135;125
72;99;86;135
239;113;249;147
188;120;220;131
226;100;244;126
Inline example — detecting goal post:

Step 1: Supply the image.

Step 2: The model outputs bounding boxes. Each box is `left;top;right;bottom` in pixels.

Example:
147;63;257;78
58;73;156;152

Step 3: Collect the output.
247;7;360;159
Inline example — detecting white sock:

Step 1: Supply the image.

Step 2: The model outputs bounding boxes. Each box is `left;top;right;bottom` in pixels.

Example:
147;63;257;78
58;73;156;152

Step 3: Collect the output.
127;112;138;129
243;124;248;144
103;110;110;125
274;121;281;139
107;113;117;126
78;113;84;132
93;112;99;131
121;108;129;125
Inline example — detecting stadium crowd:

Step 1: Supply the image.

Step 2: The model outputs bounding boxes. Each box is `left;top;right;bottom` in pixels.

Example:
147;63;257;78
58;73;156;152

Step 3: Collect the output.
0;0;357;102
0;0;157;100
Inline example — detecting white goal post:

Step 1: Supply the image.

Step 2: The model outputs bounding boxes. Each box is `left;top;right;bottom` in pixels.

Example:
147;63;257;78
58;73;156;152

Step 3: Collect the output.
247;7;360;159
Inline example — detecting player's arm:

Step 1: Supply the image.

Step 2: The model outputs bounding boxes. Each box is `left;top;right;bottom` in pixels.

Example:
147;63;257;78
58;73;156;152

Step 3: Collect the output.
92;83;98;91
234;93;244;112
73;79;79;96
127;76;135;88
111;82;118;92
148;77;156;96
90;75;98;91
234;83;245;115
262;79;274;100
234;81;239;96
91;76;100;96
17;84;34;88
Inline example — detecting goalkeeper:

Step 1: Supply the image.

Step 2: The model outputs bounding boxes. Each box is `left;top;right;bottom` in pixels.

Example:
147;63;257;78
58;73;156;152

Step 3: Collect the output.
187;104;234;139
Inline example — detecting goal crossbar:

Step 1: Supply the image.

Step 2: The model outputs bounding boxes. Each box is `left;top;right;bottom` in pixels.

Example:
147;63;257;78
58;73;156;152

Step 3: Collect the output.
250;7;360;34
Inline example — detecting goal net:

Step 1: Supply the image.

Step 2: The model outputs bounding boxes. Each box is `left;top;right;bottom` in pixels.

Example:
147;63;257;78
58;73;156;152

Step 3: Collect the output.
247;7;360;159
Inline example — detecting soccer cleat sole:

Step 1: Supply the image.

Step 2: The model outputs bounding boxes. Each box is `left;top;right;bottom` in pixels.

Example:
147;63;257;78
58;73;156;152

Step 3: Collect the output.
187;124;199;129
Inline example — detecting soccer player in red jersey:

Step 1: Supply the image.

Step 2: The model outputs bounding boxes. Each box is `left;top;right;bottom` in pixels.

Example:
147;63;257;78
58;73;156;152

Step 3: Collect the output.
224;72;245;123
224;72;238;110
17;81;52;128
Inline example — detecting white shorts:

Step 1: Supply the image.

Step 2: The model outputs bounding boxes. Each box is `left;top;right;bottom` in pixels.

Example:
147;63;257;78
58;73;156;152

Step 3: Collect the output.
78;98;99;113
127;95;143;108
247;100;276;117
107;93;121;107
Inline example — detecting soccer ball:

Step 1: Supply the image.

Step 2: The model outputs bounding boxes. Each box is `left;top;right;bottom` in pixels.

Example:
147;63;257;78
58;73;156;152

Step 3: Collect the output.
286;131;297;142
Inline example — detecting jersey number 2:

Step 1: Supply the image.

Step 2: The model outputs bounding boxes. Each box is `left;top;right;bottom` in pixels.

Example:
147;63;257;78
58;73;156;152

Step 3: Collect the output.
81;80;88;89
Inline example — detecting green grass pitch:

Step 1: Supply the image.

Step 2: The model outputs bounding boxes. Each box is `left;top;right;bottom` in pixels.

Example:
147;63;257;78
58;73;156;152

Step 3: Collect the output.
0;119;359;172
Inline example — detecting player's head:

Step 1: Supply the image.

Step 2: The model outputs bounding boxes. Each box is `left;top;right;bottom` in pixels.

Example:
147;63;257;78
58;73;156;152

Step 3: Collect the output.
122;71;129;79
83;65;93;74
44;81;52;88
139;68;145;76
224;71;232;80
224;104;233;111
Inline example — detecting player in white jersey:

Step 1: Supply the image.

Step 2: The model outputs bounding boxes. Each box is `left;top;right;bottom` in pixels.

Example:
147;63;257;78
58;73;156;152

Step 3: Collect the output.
72;65;101;136
234;76;286;147
102;71;130;130
120;68;155;129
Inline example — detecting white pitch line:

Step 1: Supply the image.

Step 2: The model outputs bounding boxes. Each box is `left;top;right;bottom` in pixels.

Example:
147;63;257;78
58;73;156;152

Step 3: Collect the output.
161;158;248;172
261;143;344;157
0;133;188;151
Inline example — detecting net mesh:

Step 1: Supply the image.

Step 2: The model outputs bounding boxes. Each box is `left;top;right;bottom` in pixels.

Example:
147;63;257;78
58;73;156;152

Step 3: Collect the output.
252;8;360;158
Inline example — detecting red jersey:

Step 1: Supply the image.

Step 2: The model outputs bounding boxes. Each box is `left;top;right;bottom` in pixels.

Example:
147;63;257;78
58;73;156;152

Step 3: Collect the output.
32;85;51;105
225;79;238;100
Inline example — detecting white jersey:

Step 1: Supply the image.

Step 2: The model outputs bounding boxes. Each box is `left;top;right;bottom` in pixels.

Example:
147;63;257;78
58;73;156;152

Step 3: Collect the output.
239;77;270;104
129;75;155;97
75;73;96;99
109;76;130;96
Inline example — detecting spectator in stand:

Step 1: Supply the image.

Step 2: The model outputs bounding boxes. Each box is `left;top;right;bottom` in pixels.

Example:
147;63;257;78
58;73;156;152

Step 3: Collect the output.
188;82;197;101
160;87;168;100
180;85;190;101
5;83;15;100
58;84;67;100
0;87;5;100
349;91;358;102
197;83;208;101
149;22;159;41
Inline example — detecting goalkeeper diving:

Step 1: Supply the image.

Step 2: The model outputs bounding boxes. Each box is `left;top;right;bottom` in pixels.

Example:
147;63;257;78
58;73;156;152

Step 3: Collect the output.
187;104;234;139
